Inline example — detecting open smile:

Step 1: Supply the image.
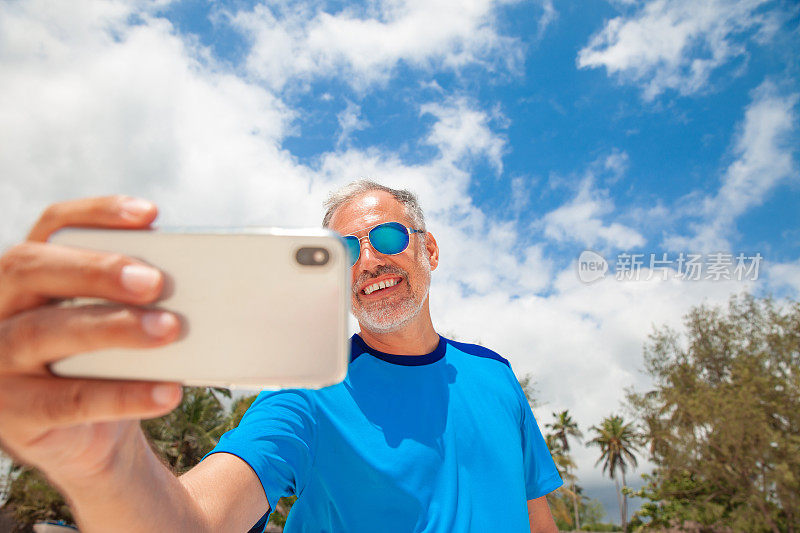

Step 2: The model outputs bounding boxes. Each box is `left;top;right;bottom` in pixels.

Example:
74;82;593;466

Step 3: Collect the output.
359;275;404;297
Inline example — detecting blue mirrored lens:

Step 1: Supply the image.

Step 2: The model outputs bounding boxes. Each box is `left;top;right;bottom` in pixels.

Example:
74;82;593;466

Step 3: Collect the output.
343;236;361;266
369;222;409;255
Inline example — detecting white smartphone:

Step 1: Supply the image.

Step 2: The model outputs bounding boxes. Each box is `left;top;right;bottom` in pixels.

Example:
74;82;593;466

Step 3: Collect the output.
49;228;350;390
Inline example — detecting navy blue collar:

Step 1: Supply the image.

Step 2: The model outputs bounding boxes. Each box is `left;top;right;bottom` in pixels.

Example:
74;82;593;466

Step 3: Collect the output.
350;334;447;366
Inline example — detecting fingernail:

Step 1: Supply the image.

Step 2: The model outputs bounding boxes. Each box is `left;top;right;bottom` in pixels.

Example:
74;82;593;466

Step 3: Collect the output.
152;384;181;406
119;198;154;220
142;311;178;338
121;264;160;294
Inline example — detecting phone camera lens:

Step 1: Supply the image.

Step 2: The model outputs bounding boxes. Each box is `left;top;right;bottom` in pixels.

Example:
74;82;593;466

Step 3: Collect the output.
296;247;330;266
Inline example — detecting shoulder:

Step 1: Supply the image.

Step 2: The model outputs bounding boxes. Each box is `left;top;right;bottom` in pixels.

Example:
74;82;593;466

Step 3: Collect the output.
244;388;317;419
443;337;510;368
443;338;530;421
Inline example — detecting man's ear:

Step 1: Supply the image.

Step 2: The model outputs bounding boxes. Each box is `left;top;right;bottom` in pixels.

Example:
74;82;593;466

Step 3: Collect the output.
424;232;439;271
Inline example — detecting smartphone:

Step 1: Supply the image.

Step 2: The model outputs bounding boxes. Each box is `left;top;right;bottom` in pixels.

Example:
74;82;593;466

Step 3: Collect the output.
49;228;350;390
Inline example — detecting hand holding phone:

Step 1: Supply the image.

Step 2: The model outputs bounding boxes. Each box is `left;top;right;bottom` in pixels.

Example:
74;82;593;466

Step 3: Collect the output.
49;228;350;389
0;196;185;494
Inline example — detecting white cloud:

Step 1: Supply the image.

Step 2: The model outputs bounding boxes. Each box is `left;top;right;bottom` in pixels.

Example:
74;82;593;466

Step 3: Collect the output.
0;0;525;300
536;0;558;40
231;0;526;91
712;82;798;219
542;175;645;250
420;97;508;175
577;0;777;100
665;80;798;251
768;259;800;297
603;149;629;184
0;0;313;247
336;100;369;148
510;175;530;214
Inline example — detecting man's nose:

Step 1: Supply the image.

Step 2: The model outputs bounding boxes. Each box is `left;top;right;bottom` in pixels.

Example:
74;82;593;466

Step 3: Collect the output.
355;238;384;271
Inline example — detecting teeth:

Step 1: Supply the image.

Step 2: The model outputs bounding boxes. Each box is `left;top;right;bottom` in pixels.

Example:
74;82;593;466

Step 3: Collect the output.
363;278;399;295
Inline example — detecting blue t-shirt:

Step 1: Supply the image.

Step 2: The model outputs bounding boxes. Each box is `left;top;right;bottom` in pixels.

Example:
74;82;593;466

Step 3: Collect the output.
207;334;561;532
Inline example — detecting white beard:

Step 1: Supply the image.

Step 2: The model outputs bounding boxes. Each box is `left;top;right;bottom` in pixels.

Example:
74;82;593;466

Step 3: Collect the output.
353;251;431;334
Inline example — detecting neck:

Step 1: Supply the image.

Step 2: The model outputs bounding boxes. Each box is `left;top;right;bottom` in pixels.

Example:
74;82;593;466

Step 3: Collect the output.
358;298;439;355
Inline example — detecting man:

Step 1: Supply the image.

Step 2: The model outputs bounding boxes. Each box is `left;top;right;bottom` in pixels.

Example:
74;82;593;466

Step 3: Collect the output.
0;181;560;531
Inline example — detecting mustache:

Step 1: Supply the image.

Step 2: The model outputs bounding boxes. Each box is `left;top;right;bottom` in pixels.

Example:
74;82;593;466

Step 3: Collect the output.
353;265;408;295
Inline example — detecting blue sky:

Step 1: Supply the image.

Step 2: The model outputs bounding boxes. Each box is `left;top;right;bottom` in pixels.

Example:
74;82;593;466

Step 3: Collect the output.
0;0;798;523
155;0;799;266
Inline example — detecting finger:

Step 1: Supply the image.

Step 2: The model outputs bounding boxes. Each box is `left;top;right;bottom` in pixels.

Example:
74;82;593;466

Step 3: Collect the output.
27;196;158;243
0;305;181;374
0;242;163;319
0;376;183;431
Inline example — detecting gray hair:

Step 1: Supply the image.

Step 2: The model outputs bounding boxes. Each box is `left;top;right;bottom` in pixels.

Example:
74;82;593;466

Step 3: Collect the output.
322;179;426;231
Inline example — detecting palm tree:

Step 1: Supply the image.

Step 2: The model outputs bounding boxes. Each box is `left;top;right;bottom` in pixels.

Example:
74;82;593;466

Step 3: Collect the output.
545;433;576;479
142;387;229;473
544;434;579;529
587;414;640;531
546;410;583;530
223;394;258;432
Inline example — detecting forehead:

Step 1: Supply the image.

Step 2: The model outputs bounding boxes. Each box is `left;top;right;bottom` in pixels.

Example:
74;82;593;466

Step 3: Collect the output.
330;190;410;235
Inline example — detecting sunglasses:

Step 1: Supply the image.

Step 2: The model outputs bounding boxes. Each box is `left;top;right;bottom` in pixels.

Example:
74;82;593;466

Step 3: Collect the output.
342;221;425;267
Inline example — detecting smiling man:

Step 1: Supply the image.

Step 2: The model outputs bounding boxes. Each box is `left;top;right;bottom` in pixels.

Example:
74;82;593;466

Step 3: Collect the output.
0;181;560;533
331;182;438;349
204;180;563;531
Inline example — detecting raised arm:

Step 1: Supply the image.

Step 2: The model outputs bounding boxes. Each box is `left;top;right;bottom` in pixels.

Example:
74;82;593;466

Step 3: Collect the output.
61;441;268;532
0;196;265;531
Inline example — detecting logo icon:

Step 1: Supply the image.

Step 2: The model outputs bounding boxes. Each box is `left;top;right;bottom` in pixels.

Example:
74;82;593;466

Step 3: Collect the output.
577;250;608;283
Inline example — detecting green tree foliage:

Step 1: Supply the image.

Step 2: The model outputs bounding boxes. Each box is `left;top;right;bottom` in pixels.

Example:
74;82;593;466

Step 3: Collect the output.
544;414;612;532
4;467;72;528
546;481;613;532
142;387;229;474
579;498;612;529
3;387;252;530
547;409;583;530
518;372;539;409
588;414;640;531
546;433;576;479
547;410;583;457
548;490;576;530
580;522;622;532
545;433;578;529
268;495;298;529
627;294;800;532
226;394;258;430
